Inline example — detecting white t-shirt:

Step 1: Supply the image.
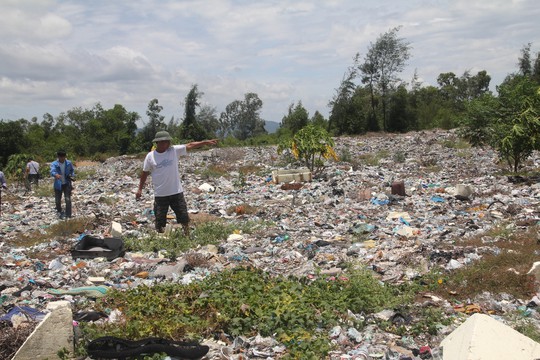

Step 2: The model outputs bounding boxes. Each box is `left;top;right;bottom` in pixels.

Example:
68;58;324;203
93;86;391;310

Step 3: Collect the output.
143;145;187;197
27;160;40;174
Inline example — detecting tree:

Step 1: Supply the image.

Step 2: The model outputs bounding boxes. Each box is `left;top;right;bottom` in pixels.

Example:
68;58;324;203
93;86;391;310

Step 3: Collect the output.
360;26;411;131
180;85;207;141
280;101;309;135
219;93;266;140
329;63;370;134
277;124;338;175
459;93;498;146
139;99;166;150
197;105;220;138
518;43;540;84
518;43;533;77
492;75;540;172
0;120;27;166
387;85;412;132
310;111;328;129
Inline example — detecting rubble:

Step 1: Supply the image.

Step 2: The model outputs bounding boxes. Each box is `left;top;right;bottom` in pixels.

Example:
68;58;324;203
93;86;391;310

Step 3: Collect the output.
1;130;540;358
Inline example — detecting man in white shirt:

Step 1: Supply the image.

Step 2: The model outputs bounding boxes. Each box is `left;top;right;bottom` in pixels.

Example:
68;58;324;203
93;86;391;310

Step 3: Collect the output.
135;131;218;236
26;158;40;187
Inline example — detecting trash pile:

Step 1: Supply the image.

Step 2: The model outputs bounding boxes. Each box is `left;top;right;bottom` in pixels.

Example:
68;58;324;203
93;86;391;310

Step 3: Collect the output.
1;129;540;359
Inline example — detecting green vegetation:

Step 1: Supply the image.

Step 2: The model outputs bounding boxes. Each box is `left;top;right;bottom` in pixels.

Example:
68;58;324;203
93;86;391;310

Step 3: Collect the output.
81;267;408;358
277;124;338;174
124;220;264;255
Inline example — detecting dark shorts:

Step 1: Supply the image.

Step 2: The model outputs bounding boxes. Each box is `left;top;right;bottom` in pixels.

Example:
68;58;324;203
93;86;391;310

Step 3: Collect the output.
154;192;189;231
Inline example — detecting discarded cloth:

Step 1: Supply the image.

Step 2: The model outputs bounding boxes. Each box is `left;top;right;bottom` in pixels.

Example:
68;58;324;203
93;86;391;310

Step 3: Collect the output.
48;285;109;298
87;336;209;359
0;306;46;323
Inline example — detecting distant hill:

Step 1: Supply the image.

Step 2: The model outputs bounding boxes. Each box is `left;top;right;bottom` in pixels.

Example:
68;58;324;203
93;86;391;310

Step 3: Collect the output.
264;120;280;133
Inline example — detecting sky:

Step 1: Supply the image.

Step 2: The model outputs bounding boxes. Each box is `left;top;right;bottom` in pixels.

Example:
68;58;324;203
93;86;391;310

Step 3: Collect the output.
0;0;539;127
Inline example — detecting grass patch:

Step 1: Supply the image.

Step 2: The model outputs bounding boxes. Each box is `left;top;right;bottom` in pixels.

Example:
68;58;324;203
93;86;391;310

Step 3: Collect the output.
14;216;97;258
440;138;471;149
197;164;231;179
76;168;97;180
393;151;406;163
238;164;263;175
436;226;540;300
124;220;265;255
358;150;389;166
32;183;55;197
514;318;540;342
456;150;472;159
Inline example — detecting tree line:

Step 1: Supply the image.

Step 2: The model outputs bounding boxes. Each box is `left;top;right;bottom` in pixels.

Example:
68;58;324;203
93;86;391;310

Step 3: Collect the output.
1;27;539;173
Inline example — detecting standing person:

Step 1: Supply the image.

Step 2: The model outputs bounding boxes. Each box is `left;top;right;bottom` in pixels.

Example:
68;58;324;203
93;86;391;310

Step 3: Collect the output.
0;170;6;216
135;131;218;235
0;170;7;189
26;157;40;188
50;150;75;219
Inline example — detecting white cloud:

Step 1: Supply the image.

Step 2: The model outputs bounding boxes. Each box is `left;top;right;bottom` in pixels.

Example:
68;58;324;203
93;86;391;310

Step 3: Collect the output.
0;0;539;124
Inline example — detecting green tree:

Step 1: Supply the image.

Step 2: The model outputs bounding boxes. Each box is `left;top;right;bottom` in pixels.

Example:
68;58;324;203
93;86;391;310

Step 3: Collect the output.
180;84;207;141
438;70;491;109
0;120;29;166
459;92;498;146
310;111;328;129
277;124;338;175
328;64;370;135
197;105;220;138
139;99;166;150
219;93;266;140
518;43;540;84
492;75;540;172
387;85;412;132
360;26;411;131
280;101;309;135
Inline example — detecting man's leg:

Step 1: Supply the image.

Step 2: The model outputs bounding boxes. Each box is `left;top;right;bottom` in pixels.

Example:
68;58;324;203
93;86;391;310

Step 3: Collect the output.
170;193;190;236
154;196;169;233
64;184;72;218
54;189;63;216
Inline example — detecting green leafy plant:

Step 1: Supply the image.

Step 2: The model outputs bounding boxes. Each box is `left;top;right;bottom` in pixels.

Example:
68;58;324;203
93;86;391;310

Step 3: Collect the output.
82;267;405;358
277;124;338;175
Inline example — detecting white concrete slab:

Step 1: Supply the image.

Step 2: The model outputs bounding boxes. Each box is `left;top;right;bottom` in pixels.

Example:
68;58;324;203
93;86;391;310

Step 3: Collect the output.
441;313;540;360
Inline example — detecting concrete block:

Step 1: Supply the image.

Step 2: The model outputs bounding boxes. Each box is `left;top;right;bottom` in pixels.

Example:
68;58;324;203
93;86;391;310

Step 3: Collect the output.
110;221;122;237
455;184;474;199
272;169;312;184
441;313;540;359
13;301;74;360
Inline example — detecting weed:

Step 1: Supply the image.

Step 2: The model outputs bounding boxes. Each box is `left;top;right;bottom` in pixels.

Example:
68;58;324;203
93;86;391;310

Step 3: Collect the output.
124;220;263;254
83;267;398;358
76;168;97;180
197;164;230;179
440;138;471;149
514;318;540;342
238;164;263;175
393;151;406;163
13;216;96;251
233;171;247;188
437;226;540;299
98;195;117;205
357;150;390;167
339;148;353;163
456;150;472;159
32;183;54;197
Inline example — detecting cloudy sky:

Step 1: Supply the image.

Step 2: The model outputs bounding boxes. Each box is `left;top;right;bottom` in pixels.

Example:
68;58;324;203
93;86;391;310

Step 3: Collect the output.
0;0;538;126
